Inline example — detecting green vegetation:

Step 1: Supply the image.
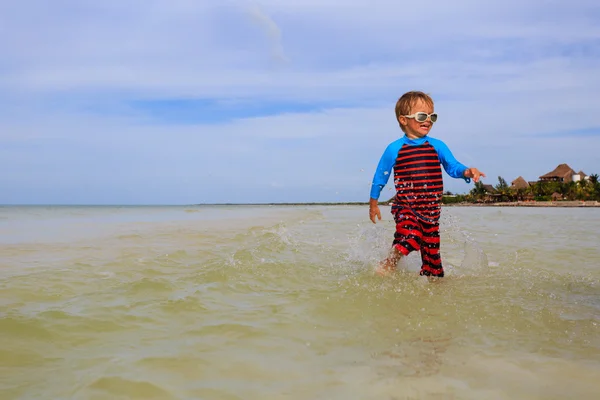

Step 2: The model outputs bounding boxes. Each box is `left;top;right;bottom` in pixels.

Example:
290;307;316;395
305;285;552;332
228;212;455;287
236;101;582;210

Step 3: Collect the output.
450;173;600;204
441;194;469;204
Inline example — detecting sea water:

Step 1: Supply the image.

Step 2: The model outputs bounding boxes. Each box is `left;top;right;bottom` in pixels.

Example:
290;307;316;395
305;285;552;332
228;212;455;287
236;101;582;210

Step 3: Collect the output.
1;205;599;399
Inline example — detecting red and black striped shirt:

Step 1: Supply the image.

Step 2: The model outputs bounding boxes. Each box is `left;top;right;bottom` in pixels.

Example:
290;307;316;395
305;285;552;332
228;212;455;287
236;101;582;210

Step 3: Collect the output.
393;142;443;223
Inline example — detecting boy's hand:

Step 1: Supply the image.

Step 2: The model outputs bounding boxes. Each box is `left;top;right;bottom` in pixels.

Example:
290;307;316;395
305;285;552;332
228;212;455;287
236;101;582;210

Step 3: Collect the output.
464;167;486;183
369;198;381;224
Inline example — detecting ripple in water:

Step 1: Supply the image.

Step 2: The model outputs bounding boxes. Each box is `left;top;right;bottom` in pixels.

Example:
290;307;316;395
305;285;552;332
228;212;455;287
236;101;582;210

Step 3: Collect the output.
1;205;599;399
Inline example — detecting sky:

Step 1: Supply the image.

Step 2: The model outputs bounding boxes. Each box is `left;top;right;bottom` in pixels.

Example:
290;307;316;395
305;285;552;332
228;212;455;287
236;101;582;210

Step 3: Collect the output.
1;0;599;205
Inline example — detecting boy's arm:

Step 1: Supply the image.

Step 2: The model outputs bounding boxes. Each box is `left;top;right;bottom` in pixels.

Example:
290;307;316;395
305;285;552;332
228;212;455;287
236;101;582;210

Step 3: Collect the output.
430;139;471;183
369;197;381;223
369;142;398;223
463;167;486;182
369;143;398;200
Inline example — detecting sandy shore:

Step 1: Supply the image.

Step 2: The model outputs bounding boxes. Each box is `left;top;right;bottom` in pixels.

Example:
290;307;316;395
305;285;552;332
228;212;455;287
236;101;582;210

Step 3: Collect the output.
444;201;600;208
195;201;600;207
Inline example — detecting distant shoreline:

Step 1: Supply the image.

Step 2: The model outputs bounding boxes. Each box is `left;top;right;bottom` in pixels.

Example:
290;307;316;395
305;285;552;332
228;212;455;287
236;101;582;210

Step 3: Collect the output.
201;201;600;208
443;201;600;208
2;201;599;208
188;201;600;208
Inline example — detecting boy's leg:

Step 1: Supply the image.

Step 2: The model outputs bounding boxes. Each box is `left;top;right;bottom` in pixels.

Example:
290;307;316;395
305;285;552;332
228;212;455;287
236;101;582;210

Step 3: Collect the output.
419;221;444;277
376;208;422;275
375;246;402;276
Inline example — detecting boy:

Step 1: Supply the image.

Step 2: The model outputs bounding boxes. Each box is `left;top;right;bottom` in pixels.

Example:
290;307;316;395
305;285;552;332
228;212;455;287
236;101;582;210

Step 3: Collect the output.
369;91;485;278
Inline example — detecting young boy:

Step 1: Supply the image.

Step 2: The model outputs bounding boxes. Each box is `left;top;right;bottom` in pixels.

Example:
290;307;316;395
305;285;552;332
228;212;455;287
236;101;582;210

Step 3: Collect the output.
369;91;485;278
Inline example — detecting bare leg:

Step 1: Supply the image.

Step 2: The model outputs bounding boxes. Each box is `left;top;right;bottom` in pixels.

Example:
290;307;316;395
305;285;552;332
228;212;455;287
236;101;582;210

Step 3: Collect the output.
375;247;402;276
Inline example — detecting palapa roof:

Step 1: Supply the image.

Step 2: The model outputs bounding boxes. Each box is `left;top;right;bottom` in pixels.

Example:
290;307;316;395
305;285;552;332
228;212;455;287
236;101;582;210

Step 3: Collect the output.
482;184;496;194
576;170;587;178
511;176;530;190
539;163;576;180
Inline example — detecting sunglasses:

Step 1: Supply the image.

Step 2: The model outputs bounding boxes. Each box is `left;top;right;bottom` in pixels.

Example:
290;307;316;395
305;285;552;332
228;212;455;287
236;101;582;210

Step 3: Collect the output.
404;112;438;123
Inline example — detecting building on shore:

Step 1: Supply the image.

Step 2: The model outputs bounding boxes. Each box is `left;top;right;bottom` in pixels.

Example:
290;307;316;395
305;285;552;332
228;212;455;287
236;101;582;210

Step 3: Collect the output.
575;170;588;182
481;184;502;202
510;176;534;200
510;176;530;190
538;163;588;183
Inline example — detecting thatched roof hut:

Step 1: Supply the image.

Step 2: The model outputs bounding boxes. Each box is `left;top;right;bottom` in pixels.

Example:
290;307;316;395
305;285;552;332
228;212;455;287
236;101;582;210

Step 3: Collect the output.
539;163;576;183
482;184;496;194
478;184;504;203
574;170;589;182
551;192;562;201
511;176;530;190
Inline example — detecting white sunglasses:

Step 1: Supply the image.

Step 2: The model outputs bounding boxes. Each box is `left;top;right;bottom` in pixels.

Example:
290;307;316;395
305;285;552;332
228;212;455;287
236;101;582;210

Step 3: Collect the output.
404;112;438;123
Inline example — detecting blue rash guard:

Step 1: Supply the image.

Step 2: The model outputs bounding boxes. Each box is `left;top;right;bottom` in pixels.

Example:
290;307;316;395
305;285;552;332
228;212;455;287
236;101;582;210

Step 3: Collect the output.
370;135;471;200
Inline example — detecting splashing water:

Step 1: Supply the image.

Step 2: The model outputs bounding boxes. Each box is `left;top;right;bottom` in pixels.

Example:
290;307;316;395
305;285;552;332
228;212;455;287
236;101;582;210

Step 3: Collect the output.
1;205;599;399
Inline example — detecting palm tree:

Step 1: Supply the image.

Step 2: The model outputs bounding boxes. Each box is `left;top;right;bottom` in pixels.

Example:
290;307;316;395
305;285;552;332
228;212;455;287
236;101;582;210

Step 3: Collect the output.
566;181;577;200
513;187;524;201
547;181;562;196
470;181;487;202
577;178;594;200
534;181;552;198
559;182;570;198
590;174;600;201
525;184;535;200
494;176;511;202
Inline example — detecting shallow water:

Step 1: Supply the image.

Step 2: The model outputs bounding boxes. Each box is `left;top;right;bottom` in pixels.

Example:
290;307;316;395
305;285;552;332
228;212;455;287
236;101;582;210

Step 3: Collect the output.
1;205;599;399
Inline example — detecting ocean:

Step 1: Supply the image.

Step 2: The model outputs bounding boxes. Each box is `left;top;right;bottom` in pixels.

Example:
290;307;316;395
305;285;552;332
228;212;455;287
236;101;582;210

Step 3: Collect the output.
1;205;599;399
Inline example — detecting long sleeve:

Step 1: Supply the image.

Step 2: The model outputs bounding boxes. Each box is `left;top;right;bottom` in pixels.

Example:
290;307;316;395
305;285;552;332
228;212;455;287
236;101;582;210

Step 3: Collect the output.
429;138;471;182
370;140;402;199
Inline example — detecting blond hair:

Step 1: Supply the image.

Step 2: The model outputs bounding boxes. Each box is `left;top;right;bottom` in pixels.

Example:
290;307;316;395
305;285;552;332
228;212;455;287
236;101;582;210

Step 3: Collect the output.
394;91;434;131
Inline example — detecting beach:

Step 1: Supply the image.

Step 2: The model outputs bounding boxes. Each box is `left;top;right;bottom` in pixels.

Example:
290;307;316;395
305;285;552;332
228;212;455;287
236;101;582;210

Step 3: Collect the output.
1;205;599;399
445;200;600;207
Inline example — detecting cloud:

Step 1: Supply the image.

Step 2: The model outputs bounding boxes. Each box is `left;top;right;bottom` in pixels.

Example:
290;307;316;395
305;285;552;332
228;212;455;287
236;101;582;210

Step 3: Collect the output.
1;0;599;204
245;2;289;64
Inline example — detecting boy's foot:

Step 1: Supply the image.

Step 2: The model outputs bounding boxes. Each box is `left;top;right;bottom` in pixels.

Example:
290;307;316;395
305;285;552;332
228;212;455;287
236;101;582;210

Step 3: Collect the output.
419;273;443;283
375;264;393;276
374;259;396;276
415;274;443;285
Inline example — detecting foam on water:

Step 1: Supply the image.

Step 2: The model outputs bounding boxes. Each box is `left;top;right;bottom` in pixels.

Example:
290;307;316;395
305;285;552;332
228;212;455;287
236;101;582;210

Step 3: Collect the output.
1;205;599;399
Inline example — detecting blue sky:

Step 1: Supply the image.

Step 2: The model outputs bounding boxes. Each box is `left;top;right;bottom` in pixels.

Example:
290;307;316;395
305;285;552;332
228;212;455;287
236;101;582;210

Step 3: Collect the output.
1;0;599;205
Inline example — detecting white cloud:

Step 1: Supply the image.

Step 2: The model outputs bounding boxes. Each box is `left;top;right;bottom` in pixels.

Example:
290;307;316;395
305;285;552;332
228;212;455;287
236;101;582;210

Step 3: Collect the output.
1;0;599;203
2;0;598;96
245;1;288;64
